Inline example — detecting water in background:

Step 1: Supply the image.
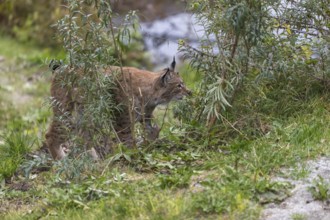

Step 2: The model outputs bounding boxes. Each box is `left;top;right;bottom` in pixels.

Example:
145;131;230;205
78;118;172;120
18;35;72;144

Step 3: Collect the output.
140;13;204;67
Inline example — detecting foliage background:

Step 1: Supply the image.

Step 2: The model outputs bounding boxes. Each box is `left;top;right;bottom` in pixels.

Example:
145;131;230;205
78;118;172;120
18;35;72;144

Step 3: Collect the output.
0;0;330;219
0;0;65;47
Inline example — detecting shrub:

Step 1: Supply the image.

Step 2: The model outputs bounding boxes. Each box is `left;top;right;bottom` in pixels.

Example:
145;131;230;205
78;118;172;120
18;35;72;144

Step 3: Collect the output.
48;0;147;158
175;0;330;141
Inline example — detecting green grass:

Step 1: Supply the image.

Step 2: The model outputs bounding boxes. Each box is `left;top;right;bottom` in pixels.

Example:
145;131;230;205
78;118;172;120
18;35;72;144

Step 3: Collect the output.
291;213;308;220
1;98;329;219
0;126;35;179
0;35;52;182
0;35;330;219
0;34;65;63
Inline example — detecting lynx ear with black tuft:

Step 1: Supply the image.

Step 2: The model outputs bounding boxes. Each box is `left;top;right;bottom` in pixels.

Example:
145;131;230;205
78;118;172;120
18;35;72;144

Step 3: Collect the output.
161;68;171;86
170;56;176;71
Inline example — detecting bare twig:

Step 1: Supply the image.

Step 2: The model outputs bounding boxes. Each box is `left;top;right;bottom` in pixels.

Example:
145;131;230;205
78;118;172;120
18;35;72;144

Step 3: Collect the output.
180;41;217;59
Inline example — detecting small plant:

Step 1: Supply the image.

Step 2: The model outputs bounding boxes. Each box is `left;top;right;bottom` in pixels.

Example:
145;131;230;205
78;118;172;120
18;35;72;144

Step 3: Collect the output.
0;125;35;179
254;180;292;204
158;169;192;189
21;153;52;178
53;153;98;181
291;213;307;220
309;175;330;201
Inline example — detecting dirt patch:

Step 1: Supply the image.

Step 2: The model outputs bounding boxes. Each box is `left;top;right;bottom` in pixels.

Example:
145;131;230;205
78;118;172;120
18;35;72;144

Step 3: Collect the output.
261;157;330;220
9;181;32;192
0;198;35;215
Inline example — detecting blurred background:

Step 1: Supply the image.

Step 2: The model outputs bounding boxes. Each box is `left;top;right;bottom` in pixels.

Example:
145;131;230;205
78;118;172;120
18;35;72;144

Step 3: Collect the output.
0;0;199;66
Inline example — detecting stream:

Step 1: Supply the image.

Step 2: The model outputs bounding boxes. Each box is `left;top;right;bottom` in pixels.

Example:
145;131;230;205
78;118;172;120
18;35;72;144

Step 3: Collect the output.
112;0;204;67
140;12;203;66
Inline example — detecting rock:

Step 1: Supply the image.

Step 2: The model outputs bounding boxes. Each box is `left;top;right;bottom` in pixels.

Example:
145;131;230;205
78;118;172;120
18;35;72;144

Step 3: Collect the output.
261;157;330;220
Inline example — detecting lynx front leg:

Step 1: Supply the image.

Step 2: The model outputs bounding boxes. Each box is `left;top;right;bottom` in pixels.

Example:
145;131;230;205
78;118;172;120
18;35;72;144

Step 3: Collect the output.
114;114;135;146
146;123;160;141
115;126;134;146
80;129;100;160
45;119;67;160
144;114;160;141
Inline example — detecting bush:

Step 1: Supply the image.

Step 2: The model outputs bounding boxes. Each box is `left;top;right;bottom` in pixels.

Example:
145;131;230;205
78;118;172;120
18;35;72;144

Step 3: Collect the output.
175;0;330;142
47;0;149;158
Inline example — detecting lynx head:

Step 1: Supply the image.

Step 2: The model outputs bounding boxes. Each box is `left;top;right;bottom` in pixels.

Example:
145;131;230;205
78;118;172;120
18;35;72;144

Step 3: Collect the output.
155;57;191;105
